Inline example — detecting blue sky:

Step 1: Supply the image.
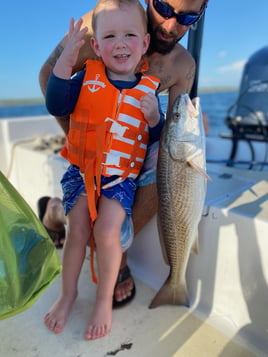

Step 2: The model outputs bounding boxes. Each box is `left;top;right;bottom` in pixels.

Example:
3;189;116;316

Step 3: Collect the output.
1;0;267;100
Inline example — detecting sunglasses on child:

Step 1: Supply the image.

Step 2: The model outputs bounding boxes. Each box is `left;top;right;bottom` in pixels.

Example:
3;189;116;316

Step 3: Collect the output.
152;0;207;26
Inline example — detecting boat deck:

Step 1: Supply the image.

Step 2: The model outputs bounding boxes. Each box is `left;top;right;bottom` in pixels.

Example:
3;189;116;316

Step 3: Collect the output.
0;251;257;357
1;116;268;356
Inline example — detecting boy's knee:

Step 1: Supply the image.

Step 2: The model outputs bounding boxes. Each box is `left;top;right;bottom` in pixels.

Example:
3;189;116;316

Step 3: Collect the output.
67;225;90;245
94;223;119;246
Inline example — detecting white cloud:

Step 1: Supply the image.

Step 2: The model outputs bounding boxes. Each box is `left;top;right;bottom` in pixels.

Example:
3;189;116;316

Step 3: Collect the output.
218;50;227;58
217;60;246;73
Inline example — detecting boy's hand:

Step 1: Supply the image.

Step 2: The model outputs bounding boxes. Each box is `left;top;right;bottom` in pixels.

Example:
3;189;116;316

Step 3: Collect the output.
140;92;160;128
53;18;88;79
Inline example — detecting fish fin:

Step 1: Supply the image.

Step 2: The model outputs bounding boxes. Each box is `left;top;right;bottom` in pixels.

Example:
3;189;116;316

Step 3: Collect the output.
191;235;199;255
149;276;189;309
169;145;181;161
188;160;212;182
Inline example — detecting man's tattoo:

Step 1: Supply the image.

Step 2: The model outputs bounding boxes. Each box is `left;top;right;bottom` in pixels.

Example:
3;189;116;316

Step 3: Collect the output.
186;65;195;93
160;75;172;87
46;44;64;67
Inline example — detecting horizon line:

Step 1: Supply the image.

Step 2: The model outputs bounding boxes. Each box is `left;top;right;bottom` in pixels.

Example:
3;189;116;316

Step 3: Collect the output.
0;86;239;105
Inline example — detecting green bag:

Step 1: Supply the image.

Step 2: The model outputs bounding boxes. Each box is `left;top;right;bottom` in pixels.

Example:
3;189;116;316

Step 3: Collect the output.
0;171;62;319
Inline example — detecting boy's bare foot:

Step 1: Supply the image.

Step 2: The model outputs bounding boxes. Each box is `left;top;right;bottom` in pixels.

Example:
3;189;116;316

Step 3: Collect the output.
84;298;112;340
44;294;77;334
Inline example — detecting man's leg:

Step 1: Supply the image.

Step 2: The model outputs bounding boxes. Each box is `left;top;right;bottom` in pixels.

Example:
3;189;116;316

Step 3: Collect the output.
133;183;158;235
113;143;159;305
113;183;158;304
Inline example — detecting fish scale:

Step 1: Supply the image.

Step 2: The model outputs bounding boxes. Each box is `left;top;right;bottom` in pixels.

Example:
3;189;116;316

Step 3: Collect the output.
149;94;207;308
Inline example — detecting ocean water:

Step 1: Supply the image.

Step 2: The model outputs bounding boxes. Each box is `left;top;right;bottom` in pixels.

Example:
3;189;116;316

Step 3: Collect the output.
0;91;238;137
159;91;237;137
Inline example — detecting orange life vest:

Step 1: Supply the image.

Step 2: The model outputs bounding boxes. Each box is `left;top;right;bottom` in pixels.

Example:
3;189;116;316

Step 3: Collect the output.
61;60;160;222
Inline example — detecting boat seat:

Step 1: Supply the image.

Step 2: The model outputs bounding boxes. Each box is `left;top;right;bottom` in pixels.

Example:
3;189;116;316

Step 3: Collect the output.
220;114;268;168
221;47;268;167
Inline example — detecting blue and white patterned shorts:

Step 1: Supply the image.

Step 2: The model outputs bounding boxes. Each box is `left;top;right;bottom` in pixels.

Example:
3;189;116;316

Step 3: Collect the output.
61;168;136;216
61;141;159;251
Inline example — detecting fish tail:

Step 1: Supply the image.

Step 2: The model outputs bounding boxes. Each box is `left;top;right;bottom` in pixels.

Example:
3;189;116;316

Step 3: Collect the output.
149;277;189;309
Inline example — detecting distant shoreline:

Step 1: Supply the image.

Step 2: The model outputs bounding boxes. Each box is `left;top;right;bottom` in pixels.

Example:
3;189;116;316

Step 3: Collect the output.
0;86;238;106
199;86;238;94
0;98;45;106
160;86;238;95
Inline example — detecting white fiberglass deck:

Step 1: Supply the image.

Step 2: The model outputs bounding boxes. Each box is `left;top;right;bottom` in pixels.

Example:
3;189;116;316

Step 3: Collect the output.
1;116;268;356
0;250;258;357
1;167;267;356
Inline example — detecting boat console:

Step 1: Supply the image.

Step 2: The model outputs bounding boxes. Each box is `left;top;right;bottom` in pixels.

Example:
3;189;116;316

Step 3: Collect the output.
223;47;268;166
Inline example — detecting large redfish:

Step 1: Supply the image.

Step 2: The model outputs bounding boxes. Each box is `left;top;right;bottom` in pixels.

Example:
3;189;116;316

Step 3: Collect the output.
149;94;208;308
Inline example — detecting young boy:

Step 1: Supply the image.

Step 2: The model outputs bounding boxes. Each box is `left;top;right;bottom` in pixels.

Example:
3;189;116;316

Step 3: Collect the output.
45;0;164;340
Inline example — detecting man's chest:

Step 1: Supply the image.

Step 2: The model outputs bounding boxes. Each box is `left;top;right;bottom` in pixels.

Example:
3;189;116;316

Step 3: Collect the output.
145;55;177;92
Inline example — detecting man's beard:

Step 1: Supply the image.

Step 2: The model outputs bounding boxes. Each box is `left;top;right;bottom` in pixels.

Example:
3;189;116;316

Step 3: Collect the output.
149;30;178;54
147;15;182;55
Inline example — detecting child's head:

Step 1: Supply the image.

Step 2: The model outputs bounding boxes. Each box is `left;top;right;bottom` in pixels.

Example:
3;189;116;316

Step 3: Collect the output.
91;0;150;80
92;0;147;34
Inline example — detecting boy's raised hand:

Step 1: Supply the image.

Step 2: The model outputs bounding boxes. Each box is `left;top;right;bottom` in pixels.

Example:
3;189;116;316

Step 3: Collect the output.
53;18;88;79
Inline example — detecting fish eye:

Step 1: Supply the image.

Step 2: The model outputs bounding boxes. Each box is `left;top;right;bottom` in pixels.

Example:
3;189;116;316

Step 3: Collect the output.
174;113;181;121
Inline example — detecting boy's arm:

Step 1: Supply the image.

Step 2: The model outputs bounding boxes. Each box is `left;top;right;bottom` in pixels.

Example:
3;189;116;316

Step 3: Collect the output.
148;112;165;143
39;11;95;134
46;71;85;117
140;91;165;143
148;92;165;143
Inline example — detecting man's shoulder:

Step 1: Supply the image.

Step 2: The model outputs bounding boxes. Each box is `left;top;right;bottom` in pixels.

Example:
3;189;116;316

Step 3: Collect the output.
148;43;194;68
153;43;195;71
81;10;94;34
172;43;195;66
81;10;93;24
146;44;196;92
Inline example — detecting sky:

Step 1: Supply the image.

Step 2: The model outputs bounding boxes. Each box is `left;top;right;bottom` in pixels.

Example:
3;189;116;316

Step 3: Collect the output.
0;0;267;100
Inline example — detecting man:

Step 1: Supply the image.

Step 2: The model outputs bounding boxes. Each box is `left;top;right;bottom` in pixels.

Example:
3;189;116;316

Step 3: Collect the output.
39;0;208;309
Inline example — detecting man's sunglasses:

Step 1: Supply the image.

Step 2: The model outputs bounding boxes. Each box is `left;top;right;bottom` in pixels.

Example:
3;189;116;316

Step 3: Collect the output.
152;0;207;26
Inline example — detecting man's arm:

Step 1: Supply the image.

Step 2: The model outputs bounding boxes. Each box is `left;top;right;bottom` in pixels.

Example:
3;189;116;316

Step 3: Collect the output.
39;40;70;134
166;48;196;119
39;41;65;97
39;12;95;134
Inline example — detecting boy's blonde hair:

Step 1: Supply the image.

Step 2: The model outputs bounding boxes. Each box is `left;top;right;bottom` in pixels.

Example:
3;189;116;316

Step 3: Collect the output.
92;0;147;33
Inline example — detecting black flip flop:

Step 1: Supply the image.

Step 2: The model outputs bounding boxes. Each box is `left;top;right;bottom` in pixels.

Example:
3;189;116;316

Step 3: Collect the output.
44;226;65;249
37;196;65;249
113;265;136;308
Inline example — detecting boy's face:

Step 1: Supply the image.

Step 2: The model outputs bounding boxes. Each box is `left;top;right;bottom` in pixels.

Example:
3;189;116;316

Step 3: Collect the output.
91;4;150;81
146;0;206;54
